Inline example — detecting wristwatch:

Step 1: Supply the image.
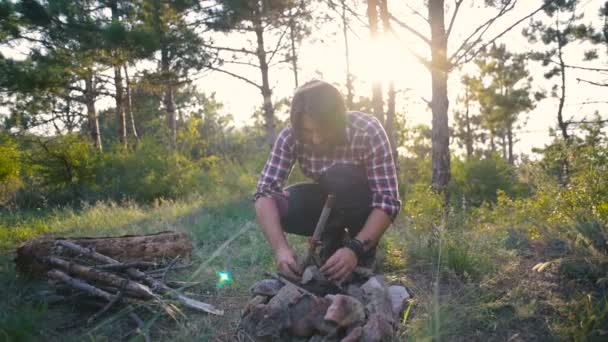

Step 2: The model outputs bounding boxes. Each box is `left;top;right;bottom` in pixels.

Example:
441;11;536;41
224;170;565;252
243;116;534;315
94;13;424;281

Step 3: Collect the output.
344;238;367;260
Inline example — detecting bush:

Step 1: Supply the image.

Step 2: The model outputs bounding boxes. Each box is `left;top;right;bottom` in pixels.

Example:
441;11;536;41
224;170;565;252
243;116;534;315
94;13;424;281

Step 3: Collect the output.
0;138;22;206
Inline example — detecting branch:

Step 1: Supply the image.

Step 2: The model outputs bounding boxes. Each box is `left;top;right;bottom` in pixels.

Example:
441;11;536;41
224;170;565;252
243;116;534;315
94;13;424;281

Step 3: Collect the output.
201;43;257;55
446;0;464;39
205;66;262;90
402;2;429;24
451;2;548;67
390;14;431;45
450;0;516;63
267;26;290;64
549;60;608;72
576;78;608;87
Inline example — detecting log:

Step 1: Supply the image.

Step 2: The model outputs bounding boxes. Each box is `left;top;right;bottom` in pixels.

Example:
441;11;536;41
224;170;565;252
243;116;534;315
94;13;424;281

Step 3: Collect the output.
14;231;192;275
47;269;117;302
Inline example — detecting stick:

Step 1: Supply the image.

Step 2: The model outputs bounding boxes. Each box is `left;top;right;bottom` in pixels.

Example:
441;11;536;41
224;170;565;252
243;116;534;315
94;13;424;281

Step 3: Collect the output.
55;240;116;264
162;256;181;282
55;240;223;315
266;272;317;297
128;311;151;342
94;261;158;271
47;269;116;302
46;256;156;299
87;283;126;325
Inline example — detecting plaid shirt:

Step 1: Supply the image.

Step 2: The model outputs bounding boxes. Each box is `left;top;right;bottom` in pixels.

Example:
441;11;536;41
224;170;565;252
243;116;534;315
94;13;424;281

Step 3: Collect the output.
254;111;401;221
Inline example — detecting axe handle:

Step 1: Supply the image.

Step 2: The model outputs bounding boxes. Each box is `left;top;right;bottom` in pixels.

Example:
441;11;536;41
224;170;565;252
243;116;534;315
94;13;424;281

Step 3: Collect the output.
311;194;335;242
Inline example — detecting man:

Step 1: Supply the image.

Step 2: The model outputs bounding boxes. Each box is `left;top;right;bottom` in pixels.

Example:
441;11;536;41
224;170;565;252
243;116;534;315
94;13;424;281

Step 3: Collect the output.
254;80;400;285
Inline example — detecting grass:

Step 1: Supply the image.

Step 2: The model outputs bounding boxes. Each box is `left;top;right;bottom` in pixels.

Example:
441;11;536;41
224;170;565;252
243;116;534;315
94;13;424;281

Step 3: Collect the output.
1;190;607;341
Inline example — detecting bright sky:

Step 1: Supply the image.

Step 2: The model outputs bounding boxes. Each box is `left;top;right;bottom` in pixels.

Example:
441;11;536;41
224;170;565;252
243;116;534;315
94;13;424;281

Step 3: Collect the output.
196;0;608;158
1;1;607;158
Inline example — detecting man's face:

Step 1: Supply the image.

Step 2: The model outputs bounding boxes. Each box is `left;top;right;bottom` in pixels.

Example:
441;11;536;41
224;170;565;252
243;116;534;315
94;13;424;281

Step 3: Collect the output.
300;114;330;154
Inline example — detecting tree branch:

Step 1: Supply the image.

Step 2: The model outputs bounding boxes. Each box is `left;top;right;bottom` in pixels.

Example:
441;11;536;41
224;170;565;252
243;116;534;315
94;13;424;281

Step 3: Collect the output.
390;14;431;45
446;0;464;39
205;66;262;90
450;0;516;64
451;2;548;67
267;26;290;64
576;78;608;87
201;43;257;56
549;60;608;72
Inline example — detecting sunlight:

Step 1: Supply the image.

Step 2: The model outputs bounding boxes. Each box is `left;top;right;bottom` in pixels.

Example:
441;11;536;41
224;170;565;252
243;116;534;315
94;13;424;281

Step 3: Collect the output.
357;35;404;84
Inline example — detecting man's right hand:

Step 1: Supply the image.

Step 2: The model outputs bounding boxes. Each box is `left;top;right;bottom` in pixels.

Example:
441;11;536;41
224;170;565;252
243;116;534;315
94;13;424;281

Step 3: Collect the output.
275;246;302;279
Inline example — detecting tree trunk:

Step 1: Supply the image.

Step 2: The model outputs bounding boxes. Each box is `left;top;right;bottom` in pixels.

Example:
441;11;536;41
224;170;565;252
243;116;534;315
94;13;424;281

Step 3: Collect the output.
85;71;102;151
123;64;138;142
367;0;384;125
111;1;126;148
464;88;473;158
289;10;299;88
386;81;398;168
15;231;193;275
428;0;451;190
501;133;507;161
507;124;514;164
341;0;354;108
555;20;569;184
161;46;177;149
253;6;275;145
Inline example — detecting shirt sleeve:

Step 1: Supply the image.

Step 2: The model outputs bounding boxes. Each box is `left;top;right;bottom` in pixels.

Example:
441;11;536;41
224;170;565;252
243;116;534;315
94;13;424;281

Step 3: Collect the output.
253;127;296;201
364;118;401;221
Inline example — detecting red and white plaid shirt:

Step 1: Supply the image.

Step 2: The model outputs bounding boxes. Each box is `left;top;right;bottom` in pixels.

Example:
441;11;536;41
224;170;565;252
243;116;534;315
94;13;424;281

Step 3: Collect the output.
254;111;401;221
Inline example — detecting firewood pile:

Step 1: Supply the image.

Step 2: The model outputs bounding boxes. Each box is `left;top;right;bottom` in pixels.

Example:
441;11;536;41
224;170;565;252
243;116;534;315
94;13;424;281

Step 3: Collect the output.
239;265;411;341
16;233;224;336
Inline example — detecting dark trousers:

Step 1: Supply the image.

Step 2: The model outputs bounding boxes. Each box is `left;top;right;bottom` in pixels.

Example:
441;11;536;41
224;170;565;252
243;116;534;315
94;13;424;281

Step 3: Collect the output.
272;164;376;265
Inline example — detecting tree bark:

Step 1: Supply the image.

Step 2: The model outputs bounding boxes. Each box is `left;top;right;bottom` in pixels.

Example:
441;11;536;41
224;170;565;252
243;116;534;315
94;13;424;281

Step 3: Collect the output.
464;88;473;158
84;72;102;151
288;10;299;88
15;231;192;275
161;46;176;150
367;0;384;125
123;64;138;141
111;1;127;148
341;0;354;108
429;0;451;190
254;3;275;145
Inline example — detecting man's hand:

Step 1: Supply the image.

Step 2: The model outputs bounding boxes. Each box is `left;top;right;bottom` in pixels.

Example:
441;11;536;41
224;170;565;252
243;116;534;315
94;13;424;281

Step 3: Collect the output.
320;247;357;284
275;246;302;279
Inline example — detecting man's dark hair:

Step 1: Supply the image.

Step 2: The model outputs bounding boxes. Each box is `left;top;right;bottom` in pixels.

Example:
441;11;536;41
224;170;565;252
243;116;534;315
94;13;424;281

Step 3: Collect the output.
290;80;348;146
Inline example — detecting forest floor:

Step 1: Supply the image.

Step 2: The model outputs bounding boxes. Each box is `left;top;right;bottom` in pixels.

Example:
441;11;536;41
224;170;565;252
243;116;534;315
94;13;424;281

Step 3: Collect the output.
0;195;584;341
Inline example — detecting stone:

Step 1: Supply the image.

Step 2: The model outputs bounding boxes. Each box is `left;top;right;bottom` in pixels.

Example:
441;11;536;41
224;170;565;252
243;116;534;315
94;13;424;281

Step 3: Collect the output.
302;265;324;284
249;278;284;297
387;285;410;317
244;295;269;315
323;294;365;328
240;304;286;339
362;277;394;325
346;284;365;303
289;295;333;337
267;283;304;311
361;276;387;295
361;314;393;342
341;326;363;342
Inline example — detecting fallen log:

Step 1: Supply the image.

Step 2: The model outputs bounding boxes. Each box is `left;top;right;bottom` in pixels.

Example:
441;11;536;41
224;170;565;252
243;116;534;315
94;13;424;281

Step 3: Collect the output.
15;231;192;275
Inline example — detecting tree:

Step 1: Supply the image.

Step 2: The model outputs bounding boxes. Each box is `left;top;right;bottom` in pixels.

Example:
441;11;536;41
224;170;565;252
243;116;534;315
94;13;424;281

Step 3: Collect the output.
388;0;550;190
467;45;534;164
452;77;483;159
208;0;310;145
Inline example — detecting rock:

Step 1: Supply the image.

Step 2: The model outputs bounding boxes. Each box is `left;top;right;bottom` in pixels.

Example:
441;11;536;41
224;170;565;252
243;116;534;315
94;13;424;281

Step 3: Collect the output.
388;285;410;317
244;295;269;315
346;284;365;303
267;283;304;311
361;276;387;294
361;314;393;342
240;304;287;339
249;279;284;297
302;265;325;284
289;295;333;337
341;326;363;342
362;277;394;325
324;294;365;328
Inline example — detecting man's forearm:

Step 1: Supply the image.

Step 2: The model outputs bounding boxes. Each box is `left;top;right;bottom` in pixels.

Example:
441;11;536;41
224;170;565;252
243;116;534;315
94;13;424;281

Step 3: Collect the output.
255;196;290;254
354;208;392;250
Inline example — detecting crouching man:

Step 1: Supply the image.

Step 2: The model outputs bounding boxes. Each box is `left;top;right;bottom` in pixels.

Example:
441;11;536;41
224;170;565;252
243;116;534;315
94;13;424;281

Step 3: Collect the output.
253;80;401;284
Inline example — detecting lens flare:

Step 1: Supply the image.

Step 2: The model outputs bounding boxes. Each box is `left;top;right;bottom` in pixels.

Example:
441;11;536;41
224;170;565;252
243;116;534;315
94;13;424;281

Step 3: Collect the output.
216;270;233;288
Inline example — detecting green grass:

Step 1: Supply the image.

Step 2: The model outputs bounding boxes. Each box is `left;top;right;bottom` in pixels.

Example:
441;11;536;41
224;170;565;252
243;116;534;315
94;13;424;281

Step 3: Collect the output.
1;191;607;341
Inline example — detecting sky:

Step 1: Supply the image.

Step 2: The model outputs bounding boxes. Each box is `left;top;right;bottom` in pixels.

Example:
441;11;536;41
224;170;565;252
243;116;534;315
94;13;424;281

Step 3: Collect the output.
1;0;607;159
195;0;608;158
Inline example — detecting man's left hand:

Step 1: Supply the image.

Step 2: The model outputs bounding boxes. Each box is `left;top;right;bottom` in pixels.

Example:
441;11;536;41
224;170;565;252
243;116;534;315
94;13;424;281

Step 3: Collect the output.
320;247;357;284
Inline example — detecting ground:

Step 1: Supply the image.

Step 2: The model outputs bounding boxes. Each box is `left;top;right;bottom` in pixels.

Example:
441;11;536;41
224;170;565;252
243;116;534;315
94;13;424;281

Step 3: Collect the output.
0;195;594;341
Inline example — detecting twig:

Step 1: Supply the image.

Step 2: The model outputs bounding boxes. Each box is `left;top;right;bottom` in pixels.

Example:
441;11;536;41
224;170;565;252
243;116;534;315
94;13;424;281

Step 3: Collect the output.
128;311;151;342
47;269;116;302
55;240;117;264
162;256;181;283
266;272;317;298
94;261;158;271
87;281;127;325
